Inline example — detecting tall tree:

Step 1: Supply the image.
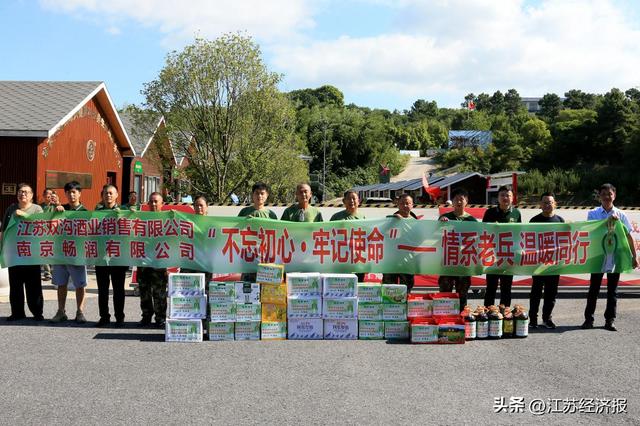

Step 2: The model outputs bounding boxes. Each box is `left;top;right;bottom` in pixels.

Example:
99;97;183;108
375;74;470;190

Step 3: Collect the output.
537;93;563;122
504;88;523;116
563;89;597;110
143;34;308;202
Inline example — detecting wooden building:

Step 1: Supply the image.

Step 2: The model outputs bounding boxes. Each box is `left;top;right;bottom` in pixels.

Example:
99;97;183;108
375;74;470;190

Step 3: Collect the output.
0;81;134;213
119;111;177;203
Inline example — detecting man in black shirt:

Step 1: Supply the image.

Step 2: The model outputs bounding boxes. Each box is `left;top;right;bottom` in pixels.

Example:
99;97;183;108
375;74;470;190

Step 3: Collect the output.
438;188;477;309
482;185;521;307
529;192;564;329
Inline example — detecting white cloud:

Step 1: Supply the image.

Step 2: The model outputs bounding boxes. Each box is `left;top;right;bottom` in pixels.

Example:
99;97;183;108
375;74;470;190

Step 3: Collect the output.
40;0;640;108
39;0;316;47
274;0;640;107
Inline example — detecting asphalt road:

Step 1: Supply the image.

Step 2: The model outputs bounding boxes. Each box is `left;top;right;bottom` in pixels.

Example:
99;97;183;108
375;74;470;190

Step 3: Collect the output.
0;294;638;425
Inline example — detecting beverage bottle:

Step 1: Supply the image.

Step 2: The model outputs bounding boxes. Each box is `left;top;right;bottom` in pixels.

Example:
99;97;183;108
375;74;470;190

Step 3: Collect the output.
487;305;503;339
475;306;488;339
514;305;529;338
461;305;476;340
502;306;514;338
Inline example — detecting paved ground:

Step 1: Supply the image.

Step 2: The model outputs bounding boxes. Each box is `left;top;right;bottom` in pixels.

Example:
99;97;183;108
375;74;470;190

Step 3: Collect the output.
391;156;438;182
0;288;638;425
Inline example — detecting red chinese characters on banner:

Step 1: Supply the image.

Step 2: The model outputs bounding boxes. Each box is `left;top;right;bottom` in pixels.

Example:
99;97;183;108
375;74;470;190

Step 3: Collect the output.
16;241;32;257
441;229;592;268
519;230;590;266
219;225;383;265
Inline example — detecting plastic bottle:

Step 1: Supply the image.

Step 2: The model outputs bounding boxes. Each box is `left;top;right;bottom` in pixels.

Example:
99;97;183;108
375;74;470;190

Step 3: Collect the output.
475;306;489;339
502;306;514;338
487;305;503;339
513;305;530;338
461;305;476;340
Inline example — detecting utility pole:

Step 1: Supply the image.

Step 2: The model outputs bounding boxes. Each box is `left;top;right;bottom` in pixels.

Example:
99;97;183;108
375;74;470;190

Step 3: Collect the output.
322;122;327;203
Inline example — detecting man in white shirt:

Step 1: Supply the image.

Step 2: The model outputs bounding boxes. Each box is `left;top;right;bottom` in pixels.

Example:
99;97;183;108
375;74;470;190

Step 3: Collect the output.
582;183;638;331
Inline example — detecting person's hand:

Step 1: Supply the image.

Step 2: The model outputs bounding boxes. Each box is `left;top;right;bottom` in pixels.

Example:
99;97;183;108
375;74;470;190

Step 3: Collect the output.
55;205;65;212
608;214;620;222
15;209;25;217
439;217;449;222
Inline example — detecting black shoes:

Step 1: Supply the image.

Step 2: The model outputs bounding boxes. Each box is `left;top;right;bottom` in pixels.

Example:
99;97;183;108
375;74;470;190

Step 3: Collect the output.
581;320;594;329
156;320;166;329
96;317;111;328
139;317;152;327
604;320;617;332
6;314;26;321
529;318;538;329
543;319;556;329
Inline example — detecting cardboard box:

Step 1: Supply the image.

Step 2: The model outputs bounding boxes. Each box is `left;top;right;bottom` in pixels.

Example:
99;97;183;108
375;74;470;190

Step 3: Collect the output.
431;293;460;316
288;318;323;340
384;321;410;340
208;321;235;341
235;282;261;304
169;295;207;319
410;320;438;344
358;320;384;340
324;319;358;340
357;283;382;303
256;263;284;284
322;273;358;298
168;273;206;296
407;294;432;318
436;316;465;344
357;302;383;321
165;319;203;342
322;297;358;319
235;321;261;340
261;303;287;322
208;282;236;303
287;296;322;319
261;321;287;340
383;303;408;321
381;284;408;304
209;301;236;322
286;272;322;296
261;283;287;305
235;303;261;322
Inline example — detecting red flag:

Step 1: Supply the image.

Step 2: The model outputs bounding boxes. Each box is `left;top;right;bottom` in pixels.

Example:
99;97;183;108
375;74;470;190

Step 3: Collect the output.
468;100;476;110
422;173;441;202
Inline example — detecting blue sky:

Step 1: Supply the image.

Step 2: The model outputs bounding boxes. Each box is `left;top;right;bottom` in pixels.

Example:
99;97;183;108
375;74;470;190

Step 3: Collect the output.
1;0;639;111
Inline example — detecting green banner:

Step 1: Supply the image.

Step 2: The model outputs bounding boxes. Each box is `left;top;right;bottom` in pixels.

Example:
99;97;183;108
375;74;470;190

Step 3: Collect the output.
0;211;633;275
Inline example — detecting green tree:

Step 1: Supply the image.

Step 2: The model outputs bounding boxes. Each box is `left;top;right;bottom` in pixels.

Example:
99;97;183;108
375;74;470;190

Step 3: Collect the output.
407;99;438;120
143;34;308;203
537;93;563;122
504;88;523;116
563;89;597;110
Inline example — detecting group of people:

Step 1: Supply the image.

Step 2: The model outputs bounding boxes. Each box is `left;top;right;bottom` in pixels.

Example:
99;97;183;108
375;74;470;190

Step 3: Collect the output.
1;180;637;332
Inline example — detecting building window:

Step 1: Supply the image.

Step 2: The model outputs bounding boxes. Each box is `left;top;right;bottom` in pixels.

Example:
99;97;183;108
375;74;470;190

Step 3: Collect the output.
144;176;161;201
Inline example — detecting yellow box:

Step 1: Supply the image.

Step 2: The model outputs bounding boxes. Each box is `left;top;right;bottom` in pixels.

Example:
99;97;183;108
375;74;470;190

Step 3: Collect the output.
261;283;287;304
261;303;287;322
256;263;284;284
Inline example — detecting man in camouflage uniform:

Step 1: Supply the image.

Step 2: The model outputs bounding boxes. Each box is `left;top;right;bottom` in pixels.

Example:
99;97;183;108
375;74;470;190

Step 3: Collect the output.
138;192;168;328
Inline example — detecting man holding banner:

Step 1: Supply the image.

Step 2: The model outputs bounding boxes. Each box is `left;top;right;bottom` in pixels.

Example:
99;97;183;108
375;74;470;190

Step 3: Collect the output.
529;193;564;329
582;184;638;331
482;185;521;307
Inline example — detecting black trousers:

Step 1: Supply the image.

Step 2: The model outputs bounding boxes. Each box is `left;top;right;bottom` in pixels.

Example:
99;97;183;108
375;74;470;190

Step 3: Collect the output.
95;266;128;321
529;275;559;321
484;274;513;307
585;273;619;322
8;265;43;317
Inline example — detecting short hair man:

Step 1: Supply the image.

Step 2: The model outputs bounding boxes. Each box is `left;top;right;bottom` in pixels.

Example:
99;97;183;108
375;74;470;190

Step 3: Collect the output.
95;184;129;327
382;193;417;291
281;183;323;222
482;185;521;307
582;184;638;331
529;192;564;329
138;192;168;327
239;182;278;219
437;188;477;309
330;190;365;221
125;191;140;211
51;181;88;324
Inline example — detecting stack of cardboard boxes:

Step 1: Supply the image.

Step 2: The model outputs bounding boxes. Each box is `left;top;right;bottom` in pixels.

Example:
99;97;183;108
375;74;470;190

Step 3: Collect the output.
322;274;358;340
258;263;287;340
165;273;206;342
286;272;323;339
